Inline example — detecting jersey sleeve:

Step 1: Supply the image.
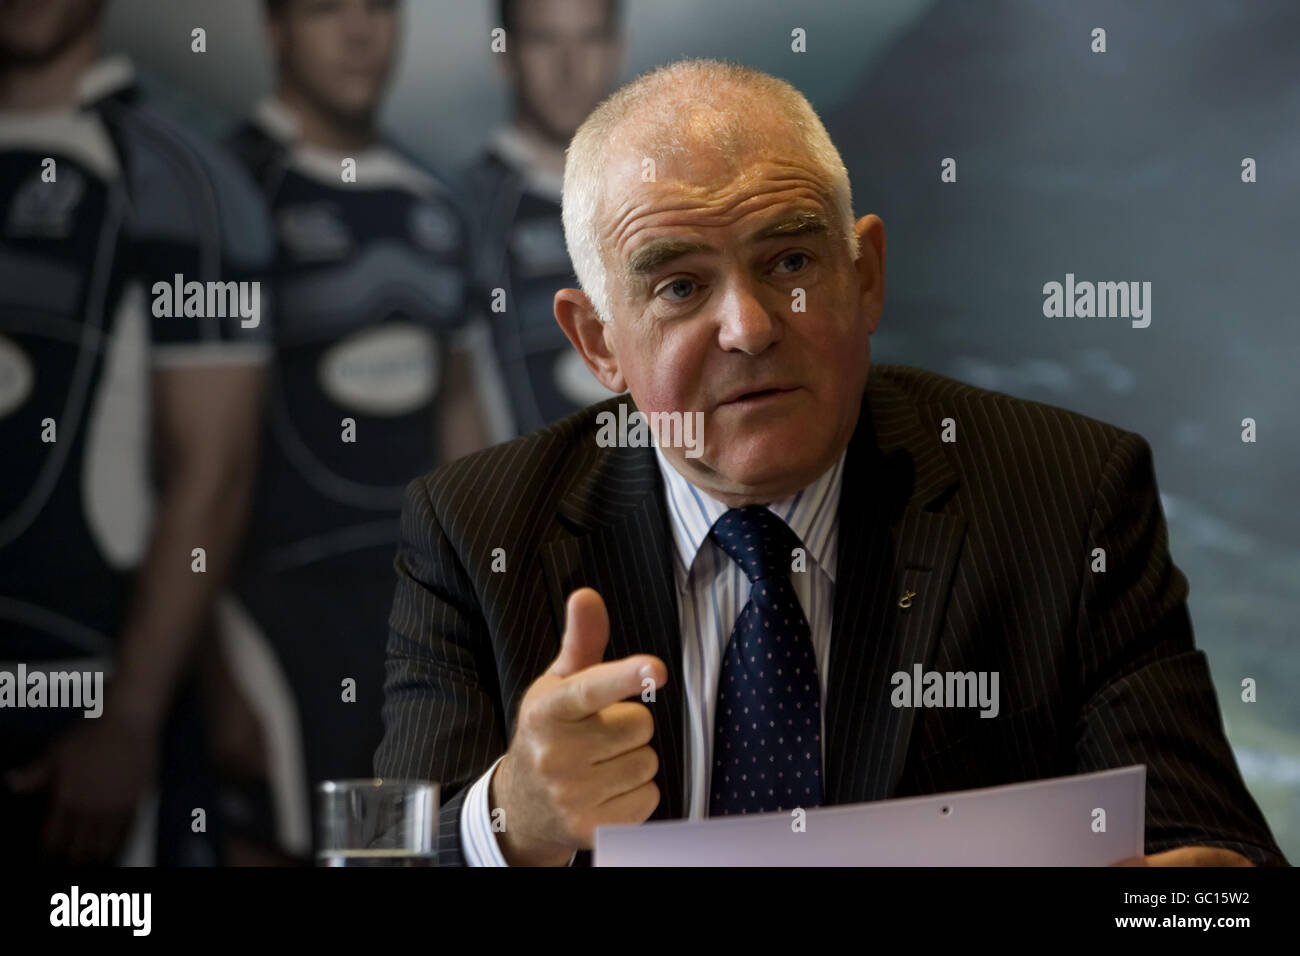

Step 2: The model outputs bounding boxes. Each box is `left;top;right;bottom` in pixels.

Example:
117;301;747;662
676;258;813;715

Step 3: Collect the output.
115;104;275;366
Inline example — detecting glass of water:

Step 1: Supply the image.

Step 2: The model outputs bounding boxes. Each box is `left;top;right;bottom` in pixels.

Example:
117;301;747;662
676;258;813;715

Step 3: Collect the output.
316;779;439;866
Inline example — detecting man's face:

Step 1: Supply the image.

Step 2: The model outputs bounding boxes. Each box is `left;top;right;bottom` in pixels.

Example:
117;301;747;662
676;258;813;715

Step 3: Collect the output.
0;0;101;64
505;0;621;143
271;0;399;122
567;121;885;505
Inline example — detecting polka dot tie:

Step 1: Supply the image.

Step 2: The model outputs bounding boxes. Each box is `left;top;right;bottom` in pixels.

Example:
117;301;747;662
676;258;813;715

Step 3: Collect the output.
708;506;823;816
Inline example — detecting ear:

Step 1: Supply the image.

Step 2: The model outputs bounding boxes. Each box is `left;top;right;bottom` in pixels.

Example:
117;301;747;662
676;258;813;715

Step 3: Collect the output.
853;214;886;335
554;288;627;393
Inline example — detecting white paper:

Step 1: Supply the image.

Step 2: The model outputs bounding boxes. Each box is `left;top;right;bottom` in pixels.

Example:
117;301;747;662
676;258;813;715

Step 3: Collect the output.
594;764;1145;866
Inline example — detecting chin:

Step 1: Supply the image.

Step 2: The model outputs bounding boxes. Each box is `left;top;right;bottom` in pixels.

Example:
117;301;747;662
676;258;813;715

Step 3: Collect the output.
324;85;381;120
537;107;585;143
712;427;830;495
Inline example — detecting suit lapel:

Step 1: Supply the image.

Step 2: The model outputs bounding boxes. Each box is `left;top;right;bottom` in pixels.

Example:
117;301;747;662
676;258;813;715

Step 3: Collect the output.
825;374;967;805
540;399;687;823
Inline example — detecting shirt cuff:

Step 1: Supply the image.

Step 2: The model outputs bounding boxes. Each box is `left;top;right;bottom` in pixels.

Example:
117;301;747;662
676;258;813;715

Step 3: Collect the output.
460;755;510;866
458;754;579;867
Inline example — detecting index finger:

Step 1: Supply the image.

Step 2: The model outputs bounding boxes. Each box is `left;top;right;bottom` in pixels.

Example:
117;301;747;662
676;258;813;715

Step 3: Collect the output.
540;654;668;722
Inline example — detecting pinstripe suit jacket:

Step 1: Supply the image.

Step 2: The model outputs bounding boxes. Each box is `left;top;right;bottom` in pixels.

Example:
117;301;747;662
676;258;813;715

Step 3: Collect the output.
374;363;1287;866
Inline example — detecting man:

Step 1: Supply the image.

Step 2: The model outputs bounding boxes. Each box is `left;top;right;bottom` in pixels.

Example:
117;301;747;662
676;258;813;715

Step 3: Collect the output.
225;0;486;839
463;0;624;436
374;58;1286;867
0;0;273;864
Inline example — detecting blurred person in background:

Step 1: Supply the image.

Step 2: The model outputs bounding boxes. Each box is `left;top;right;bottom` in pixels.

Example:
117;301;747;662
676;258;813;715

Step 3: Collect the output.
0;0;275;865
462;0;625;436
225;0;488;851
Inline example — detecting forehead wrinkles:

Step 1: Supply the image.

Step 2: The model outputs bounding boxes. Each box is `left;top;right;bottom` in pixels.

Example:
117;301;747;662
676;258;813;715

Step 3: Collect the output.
601;158;833;258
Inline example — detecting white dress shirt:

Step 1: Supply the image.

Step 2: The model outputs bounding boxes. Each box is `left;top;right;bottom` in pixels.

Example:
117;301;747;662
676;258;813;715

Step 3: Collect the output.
461;446;845;864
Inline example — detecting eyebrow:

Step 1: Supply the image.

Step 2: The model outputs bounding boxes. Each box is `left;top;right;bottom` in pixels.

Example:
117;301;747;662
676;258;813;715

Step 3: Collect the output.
622;210;833;280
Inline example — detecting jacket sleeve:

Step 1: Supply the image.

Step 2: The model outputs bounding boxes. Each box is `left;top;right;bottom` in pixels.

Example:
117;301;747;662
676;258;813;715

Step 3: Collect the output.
1072;430;1287;865
373;475;505;867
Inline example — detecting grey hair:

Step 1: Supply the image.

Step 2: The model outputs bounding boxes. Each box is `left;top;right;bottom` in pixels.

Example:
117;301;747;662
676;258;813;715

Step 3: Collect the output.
561;57;860;324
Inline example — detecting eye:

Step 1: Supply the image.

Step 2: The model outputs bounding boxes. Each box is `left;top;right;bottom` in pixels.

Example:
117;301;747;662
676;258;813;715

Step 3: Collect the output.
773;252;809;275
657;278;697;301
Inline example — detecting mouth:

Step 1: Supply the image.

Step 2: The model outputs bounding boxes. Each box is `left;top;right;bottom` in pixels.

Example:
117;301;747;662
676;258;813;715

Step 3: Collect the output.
719;385;801;407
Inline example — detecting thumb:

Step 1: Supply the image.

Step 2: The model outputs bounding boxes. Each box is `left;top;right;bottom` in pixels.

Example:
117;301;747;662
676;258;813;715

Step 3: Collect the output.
547;587;610;679
6;757;51;794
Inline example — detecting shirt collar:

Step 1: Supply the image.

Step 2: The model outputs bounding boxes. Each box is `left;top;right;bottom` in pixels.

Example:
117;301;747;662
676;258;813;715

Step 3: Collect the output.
252;96;435;194
252;95;300;143
77;56;135;106
653;445;845;592
0;58;129;181
490;124;564;201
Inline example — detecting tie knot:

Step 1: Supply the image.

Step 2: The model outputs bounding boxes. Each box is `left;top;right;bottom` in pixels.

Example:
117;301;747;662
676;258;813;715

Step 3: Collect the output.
708;506;803;583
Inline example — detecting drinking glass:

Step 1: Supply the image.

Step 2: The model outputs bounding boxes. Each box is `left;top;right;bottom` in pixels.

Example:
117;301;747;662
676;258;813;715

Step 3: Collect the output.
315;778;438;866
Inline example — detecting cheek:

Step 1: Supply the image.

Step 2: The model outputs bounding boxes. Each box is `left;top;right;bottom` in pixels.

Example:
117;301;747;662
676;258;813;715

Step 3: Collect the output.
824;333;870;404
520;50;559;89
298;34;343;83
623;326;706;413
377;25;398;62
806;294;868;386
581;53;613;91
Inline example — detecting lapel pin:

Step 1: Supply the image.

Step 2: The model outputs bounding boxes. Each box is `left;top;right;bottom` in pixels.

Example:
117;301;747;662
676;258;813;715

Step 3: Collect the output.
898;589;917;609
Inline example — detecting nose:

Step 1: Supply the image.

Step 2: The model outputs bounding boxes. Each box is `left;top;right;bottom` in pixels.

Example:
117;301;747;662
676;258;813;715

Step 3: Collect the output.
342;0;377;44
715;276;781;355
556;39;578;84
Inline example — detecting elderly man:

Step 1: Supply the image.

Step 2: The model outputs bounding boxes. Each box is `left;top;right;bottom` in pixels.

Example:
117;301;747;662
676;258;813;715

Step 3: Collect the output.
374;59;1285;867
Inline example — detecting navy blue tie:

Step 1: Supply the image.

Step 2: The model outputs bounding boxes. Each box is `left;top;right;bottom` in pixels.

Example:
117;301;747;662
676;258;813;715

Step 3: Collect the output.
708;506;823;816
